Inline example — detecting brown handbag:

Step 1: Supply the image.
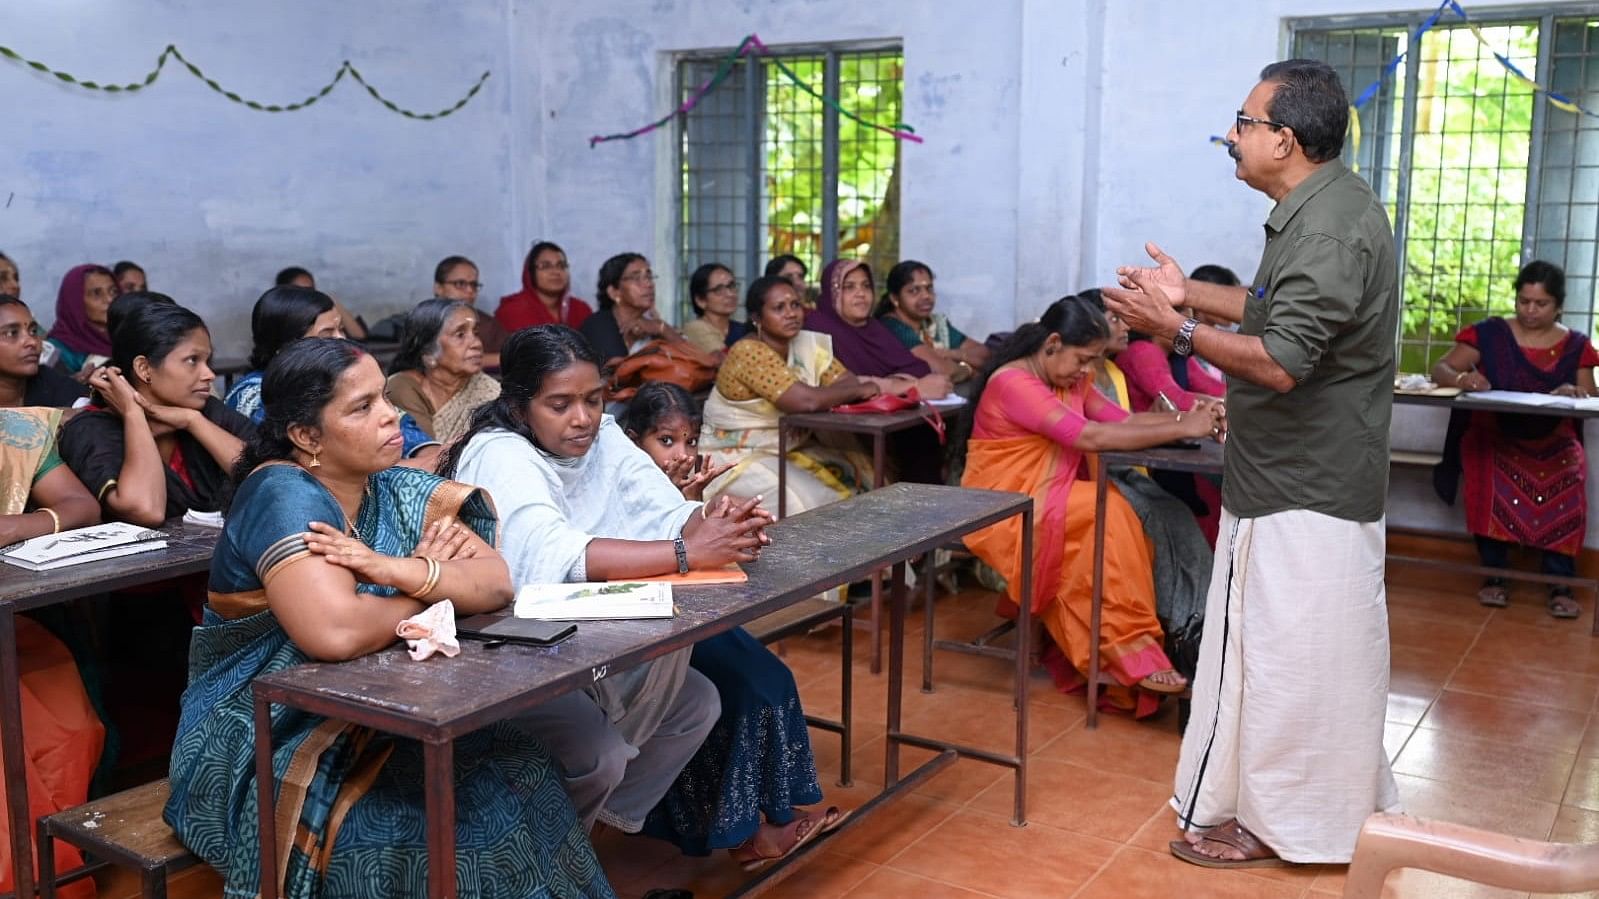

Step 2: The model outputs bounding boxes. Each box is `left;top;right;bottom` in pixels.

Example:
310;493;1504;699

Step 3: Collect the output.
606;337;720;402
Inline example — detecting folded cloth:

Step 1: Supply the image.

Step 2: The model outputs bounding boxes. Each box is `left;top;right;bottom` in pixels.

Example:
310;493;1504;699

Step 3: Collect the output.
396;599;460;661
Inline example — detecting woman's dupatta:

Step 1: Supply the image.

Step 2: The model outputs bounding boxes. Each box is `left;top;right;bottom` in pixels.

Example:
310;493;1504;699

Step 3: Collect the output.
167;465;496;898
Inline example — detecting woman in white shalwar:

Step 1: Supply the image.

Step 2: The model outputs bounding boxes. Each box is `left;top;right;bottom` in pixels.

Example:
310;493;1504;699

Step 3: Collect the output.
440;325;770;836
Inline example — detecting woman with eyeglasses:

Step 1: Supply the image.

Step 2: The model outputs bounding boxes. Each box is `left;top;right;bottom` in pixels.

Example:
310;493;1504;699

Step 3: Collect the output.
681;262;751;358
433;254;507;370
580;252;680;364
495;241;594;331
46;264;119;379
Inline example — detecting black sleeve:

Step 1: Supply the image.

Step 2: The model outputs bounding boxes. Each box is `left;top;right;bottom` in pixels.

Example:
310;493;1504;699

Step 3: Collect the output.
24;366;88;407
579;310;627;363
57;411;126;503
203;396;258;441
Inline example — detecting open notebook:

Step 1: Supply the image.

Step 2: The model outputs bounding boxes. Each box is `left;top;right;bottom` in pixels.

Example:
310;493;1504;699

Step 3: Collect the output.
1466;390;1599;412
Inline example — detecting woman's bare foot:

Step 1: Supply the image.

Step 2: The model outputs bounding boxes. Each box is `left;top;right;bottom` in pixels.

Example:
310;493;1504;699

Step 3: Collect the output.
1139;668;1188;694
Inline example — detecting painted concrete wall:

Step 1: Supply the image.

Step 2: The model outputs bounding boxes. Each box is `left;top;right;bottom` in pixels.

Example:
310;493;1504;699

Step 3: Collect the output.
1;0;517;356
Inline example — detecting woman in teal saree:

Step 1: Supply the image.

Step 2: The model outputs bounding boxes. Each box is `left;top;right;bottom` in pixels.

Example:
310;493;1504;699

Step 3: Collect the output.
163;338;613;899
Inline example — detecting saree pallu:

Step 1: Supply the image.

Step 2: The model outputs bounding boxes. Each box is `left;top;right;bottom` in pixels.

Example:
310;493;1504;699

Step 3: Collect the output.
962;431;1174;718
0;407;101;899
165;464;612;899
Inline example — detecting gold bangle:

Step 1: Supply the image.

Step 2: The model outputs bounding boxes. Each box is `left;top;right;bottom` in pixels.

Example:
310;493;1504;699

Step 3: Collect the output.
37;507;60;534
409;556;441;599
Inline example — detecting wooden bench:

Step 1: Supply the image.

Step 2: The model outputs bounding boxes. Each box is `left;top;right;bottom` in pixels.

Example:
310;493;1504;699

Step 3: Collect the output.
37;778;199;899
746;597;858;785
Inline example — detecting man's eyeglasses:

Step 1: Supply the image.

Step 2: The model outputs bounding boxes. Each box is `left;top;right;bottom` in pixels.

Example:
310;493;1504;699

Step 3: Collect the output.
535;261;569;272
1235;110;1286;133
443;279;483;291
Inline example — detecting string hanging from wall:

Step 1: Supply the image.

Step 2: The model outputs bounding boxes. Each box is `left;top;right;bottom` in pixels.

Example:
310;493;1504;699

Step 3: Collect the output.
1207;0;1599;168
588;33;923;148
0;43;490;120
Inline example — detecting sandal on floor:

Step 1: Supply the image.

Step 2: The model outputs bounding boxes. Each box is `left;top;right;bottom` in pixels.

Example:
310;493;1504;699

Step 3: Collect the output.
729;811;828;872
1138;671;1189;695
1548;589;1581;620
817;805;851;834
1169;820;1286;869
1477;580;1510;608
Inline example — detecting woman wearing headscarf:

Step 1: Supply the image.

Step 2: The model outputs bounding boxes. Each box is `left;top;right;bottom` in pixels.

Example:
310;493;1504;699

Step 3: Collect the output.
46;264;119;377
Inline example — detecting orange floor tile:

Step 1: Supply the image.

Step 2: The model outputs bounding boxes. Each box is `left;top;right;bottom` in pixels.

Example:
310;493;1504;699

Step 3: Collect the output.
99;572;1599;899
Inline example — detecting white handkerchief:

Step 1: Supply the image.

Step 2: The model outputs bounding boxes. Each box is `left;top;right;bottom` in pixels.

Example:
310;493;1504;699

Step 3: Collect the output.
396;599;460;661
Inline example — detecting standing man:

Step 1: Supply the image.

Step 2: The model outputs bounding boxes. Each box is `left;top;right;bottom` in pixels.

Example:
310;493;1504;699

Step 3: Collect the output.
1103;59;1401;867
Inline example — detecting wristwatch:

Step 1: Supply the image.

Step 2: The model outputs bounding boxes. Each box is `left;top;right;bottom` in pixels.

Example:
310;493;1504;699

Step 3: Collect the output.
1172;318;1200;357
673;535;690;574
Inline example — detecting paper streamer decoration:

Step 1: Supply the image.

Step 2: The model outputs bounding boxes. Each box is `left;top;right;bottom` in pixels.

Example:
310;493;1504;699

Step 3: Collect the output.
589;33;922;148
0;43;489;120
1208;0;1599;163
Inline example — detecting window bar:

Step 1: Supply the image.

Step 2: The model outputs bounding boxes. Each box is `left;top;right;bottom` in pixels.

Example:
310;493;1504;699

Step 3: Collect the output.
1391;20;1424;359
822;50;841;269
744;56;763;295
1523;14;1553;274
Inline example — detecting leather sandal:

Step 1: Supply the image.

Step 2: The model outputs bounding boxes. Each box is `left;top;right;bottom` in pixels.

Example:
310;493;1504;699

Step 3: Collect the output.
729;810;828;872
1548;589;1581;620
1138;670;1189;695
1477;581;1510;608
1169;819;1286;869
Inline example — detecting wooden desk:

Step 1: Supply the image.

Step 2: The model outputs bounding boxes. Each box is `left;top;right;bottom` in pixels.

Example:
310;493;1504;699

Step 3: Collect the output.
251;483;1032;899
0;522;219;899
776;403;968;673
1089;442;1225;729
1393;390;1599;419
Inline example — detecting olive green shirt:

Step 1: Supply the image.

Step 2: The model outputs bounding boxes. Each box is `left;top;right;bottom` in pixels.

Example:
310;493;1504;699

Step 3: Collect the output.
1223;159;1399;523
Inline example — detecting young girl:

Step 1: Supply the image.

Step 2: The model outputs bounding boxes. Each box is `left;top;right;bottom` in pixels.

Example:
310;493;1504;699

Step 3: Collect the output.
621;381;846;867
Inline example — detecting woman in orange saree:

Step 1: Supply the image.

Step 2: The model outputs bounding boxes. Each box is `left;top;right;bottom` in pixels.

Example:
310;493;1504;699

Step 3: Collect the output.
962;297;1221;717
0;406;104;898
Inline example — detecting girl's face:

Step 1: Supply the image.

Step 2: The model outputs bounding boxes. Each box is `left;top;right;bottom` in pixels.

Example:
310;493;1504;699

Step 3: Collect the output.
633;412;698;474
138;327;215;410
524;361;605;458
0;258;21;297
836;267;875;326
756;282;805;341
83;271;117;329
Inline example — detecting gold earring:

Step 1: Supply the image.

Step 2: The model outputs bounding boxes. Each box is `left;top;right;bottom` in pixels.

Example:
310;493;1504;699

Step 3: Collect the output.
308;451;321;469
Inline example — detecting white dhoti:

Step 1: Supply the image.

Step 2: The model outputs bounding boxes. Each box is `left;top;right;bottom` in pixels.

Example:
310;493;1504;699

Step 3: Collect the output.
1171;507;1401;863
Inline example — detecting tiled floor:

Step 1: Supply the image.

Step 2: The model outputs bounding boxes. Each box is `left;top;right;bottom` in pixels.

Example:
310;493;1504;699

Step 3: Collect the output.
109;567;1599;898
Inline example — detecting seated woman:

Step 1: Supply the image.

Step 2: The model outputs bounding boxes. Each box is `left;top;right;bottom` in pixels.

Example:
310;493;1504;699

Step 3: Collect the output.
620;383;842;866
962;296;1221;716
275;266;368;341
495;240;594;331
580;253;680;364
0;251;18;297
806;259;953;483
385;298;501;445
441;325;768;839
1431;260;1597;619
681;263;750;357
113;260;147;294
229;286;438;464
60;302;254;526
163;337;612;899
434;255;507;369
46;264;118;378
876;260;990;384
0;406;103;899
765;254;809;300
0;296;88;407
700;276;880;515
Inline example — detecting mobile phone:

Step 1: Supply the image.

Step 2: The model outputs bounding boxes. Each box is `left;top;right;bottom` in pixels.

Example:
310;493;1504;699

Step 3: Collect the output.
457;614;577;647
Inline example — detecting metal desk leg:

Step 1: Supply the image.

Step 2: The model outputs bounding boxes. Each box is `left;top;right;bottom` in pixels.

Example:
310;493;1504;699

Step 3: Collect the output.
0;609;34;899
922;550;936;693
883;561;907;787
1014;509;1033;825
777;425;789;520
1087;472;1109;729
424;738;457;899
253;691;278;899
869;434;888;674
840;603;854;787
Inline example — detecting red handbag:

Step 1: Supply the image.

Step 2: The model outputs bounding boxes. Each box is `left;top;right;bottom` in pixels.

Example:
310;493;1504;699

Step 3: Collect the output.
832;387;947;444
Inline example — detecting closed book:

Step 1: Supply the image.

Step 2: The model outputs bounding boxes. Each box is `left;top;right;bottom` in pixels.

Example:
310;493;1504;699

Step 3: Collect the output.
1;522;168;571
514;581;674;620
